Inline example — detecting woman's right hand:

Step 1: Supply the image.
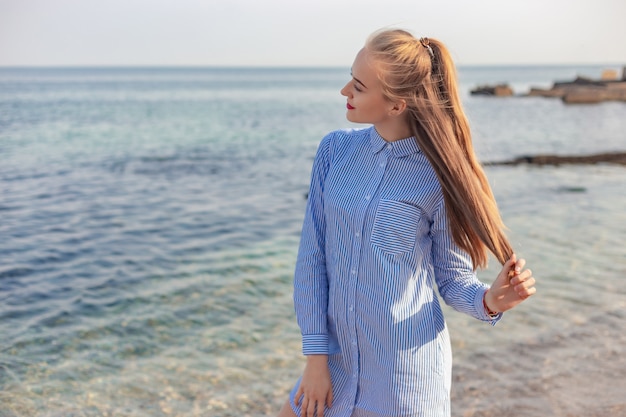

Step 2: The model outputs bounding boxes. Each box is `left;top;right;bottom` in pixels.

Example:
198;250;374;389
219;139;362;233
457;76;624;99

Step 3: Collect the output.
485;253;536;313
294;355;333;417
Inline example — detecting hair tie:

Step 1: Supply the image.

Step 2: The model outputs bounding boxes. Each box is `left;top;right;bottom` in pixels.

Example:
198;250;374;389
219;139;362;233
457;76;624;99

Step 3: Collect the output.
419;37;434;58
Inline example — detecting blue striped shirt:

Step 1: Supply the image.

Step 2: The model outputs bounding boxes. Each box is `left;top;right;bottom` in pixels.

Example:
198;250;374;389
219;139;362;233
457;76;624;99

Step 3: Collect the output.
290;127;500;417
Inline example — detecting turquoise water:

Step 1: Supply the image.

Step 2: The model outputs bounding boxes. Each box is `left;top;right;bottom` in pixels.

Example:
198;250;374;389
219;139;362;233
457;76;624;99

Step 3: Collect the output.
1;66;625;416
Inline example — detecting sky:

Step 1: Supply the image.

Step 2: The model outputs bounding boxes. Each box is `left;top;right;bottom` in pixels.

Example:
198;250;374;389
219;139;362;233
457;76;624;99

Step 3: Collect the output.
0;0;625;67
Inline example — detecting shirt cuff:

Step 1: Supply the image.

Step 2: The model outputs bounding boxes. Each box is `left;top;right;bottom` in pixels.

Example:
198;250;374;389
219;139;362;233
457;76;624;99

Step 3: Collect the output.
302;334;329;355
475;288;503;325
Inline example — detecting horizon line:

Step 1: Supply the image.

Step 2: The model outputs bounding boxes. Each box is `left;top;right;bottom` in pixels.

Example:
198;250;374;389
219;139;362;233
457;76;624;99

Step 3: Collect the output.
0;62;624;70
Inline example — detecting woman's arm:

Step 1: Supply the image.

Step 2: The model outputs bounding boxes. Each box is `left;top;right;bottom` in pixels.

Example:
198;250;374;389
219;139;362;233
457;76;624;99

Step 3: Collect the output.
430;197;532;322
431;198;536;321
294;134;333;355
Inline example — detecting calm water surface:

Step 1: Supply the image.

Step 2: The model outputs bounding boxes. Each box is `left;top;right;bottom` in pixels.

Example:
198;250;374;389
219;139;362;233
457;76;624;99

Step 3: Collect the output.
1;66;625;416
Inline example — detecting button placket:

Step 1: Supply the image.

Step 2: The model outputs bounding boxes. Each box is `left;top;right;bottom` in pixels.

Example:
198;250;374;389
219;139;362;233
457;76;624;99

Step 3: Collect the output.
346;145;391;401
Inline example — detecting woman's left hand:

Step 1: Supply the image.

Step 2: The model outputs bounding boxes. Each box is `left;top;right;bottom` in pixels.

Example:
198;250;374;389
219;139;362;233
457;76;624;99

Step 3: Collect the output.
485;253;536;313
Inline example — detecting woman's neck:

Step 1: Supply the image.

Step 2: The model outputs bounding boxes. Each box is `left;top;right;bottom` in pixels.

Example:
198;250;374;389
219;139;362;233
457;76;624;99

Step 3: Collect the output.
374;118;412;142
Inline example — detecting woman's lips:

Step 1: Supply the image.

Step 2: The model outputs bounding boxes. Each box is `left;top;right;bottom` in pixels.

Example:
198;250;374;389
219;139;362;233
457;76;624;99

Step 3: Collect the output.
347;103;355;110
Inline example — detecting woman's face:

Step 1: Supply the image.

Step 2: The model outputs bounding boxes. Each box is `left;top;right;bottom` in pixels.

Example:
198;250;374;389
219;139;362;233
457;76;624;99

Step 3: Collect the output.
340;48;395;125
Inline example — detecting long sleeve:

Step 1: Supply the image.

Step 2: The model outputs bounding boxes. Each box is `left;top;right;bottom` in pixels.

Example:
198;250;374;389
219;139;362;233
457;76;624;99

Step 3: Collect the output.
430;198;502;324
293;134;333;355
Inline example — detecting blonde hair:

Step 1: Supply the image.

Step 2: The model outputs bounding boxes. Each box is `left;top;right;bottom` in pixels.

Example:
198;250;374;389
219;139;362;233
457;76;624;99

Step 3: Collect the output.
366;29;512;269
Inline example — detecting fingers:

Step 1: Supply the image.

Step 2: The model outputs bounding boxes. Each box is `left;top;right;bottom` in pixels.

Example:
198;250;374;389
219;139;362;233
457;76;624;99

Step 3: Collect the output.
505;253;517;269
298;394;327;417
301;401;323;417
294;387;303;406
504;253;518;280
300;397;308;417
508;257;527;282
510;268;532;286
521;285;537;299
306;399;316;417
515;276;535;290
511;268;536;299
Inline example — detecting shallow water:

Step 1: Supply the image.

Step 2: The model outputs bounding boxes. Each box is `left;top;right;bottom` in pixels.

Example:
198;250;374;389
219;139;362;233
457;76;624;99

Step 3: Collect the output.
1;66;625;416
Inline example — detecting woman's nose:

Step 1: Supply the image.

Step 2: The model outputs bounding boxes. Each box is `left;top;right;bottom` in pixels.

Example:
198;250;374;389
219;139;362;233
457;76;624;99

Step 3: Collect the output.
340;83;350;97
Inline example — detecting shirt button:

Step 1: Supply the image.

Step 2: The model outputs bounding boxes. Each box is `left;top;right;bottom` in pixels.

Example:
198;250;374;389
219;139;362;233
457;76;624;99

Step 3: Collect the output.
349;305;354;311
355;232;360;238
365;195;371;200
351;269;356;275
379;162;385;167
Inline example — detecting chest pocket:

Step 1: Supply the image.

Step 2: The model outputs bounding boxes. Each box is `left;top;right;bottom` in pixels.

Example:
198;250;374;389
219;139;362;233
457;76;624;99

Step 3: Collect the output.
371;200;421;255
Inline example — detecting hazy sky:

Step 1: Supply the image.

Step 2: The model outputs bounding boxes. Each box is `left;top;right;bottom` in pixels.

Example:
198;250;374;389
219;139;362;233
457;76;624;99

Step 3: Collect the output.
1;0;625;67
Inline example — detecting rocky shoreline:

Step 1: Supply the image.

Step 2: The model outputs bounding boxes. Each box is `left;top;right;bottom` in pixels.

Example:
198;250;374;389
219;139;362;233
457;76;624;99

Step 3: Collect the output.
484;151;626;167
471;66;626;104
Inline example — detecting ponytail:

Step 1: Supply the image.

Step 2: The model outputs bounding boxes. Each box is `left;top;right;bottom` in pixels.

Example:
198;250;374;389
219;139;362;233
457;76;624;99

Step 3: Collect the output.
367;30;512;269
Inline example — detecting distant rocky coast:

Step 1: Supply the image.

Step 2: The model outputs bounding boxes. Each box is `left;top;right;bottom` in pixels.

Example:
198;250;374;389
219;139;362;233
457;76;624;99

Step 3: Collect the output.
471;66;626;104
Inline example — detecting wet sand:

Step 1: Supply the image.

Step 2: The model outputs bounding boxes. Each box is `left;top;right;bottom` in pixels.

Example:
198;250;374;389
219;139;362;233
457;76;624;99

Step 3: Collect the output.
450;305;626;417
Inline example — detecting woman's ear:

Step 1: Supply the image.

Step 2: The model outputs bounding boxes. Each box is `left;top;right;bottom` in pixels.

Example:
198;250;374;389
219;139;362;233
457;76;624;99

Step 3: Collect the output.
389;99;407;116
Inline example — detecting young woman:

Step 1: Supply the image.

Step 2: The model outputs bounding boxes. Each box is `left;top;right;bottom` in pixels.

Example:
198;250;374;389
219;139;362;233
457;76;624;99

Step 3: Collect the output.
279;29;536;417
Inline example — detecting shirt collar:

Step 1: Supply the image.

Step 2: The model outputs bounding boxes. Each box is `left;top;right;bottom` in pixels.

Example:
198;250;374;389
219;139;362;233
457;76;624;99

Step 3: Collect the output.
368;126;421;157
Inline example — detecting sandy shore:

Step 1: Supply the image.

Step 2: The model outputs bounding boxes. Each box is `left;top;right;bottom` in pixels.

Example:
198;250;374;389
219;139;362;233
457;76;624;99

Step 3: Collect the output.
450;305;626;417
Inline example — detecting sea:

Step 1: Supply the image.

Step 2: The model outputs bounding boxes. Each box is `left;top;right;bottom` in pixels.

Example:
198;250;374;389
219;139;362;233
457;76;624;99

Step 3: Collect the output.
1;65;625;417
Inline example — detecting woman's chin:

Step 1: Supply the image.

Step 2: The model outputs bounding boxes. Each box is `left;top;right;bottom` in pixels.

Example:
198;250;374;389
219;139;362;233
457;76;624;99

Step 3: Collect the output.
345;112;358;123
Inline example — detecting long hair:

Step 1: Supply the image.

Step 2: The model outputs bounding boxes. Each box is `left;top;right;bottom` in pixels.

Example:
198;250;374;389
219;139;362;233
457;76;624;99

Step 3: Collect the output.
366;29;512;269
